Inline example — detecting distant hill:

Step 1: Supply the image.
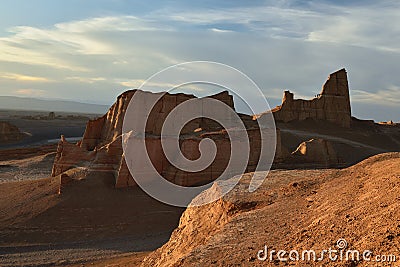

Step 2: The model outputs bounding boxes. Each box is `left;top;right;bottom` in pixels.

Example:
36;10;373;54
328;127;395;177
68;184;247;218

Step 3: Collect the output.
0;96;109;114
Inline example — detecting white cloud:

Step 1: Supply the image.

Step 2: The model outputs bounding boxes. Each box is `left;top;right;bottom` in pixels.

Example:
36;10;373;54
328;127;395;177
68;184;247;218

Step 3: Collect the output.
65;76;106;83
54;16;165;33
0;36;88;71
351;86;400;106
306;3;400;52
15;89;45;96
0;3;399;121
118;79;146;88
5;25;115;56
155;6;322;38
152;2;400;52
0;15;174;71
0;72;51;82
210;28;234;33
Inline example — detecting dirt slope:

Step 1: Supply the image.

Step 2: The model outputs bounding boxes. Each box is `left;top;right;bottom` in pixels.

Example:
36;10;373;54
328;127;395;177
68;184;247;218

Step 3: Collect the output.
0;177;60;228
143;153;400;266
0;152;55;182
0;171;184;266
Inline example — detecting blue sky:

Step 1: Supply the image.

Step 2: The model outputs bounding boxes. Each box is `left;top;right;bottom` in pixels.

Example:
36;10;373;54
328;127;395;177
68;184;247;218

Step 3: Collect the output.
0;0;399;121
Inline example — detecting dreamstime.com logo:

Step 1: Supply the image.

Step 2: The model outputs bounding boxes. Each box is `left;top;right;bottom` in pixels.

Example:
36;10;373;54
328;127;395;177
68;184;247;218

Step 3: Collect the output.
122;61;276;207
257;238;397;263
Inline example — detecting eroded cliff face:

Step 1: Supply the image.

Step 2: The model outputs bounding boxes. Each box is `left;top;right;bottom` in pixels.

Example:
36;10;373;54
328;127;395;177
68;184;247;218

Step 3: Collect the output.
272;68;351;128
78;90;235;151
52;90;281;188
52;69;352;188
79;90;134;151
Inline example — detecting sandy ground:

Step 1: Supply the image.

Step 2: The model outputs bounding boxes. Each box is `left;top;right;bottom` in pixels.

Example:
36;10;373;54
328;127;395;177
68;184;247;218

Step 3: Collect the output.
0;152;55;182
0;151;399;266
0;116;398;266
144;153;400;266
61;252;149;267
0;171;184;266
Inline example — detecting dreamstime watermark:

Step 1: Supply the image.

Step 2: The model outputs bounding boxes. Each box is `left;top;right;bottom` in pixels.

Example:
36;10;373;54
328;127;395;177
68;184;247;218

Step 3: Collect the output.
257;238;397;263
122;61;276;207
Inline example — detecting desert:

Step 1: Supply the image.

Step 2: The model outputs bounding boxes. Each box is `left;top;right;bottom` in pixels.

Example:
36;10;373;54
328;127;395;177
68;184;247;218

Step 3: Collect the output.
1;2;400;266
0;68;399;266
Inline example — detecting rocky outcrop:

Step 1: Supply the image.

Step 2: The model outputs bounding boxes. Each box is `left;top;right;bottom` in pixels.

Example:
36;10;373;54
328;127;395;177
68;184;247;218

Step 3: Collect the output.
78;90;235;151
52;90;281;188
0;121;26;144
114;128;284;188
272;69;351;128
291;138;339;167
52;69;352;188
51;135;95;176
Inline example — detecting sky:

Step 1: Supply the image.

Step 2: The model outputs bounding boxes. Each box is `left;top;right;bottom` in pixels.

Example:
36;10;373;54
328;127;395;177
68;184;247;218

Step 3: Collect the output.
0;0;399;121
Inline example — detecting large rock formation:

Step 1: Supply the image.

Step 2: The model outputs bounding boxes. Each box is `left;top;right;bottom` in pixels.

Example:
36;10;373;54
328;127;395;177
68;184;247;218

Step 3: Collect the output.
272;68;351;127
52;90;281;188
0;121;26;144
52;69;352;188
77;90;234;151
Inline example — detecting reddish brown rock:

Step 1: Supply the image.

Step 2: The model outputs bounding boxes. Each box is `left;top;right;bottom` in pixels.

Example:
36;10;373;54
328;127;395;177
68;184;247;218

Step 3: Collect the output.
114;124;284;188
51;135;96;177
0;121;26;144
53;90;244;188
52;69;350;188
272;69;351;128
115;154;136;188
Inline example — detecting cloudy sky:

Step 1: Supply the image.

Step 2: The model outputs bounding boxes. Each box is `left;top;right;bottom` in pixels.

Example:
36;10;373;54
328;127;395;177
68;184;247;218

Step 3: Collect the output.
0;0;399;121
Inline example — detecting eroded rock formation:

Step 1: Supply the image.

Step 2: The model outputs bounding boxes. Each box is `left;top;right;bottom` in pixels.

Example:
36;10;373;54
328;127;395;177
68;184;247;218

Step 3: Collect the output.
52;90;281;188
52;69;351;188
0;121;26;144
272;68;351;127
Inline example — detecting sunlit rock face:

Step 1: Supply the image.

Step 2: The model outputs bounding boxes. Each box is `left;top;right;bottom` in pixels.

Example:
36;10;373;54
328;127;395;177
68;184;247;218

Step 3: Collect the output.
52;69;350;188
52;90;281;188
272;69;351;128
